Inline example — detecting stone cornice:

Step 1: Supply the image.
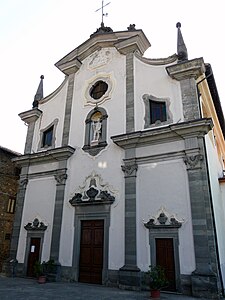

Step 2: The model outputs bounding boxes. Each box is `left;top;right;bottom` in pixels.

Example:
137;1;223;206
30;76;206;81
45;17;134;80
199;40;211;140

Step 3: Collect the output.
19;108;42;124
12;146;75;166
111;118;213;149
55;30;150;75
135;52;178;66
166;57;205;81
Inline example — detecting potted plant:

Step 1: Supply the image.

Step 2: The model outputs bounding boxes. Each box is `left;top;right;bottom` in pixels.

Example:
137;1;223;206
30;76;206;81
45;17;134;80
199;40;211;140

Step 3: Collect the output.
33;261;47;284
146;265;168;298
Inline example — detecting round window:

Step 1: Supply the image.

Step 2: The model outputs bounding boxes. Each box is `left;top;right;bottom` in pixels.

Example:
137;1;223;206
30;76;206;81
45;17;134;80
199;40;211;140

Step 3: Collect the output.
90;80;108;100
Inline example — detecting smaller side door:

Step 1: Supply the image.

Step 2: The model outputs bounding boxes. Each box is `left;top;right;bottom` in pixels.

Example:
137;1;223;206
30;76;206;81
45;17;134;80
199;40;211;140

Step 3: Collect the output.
27;237;41;277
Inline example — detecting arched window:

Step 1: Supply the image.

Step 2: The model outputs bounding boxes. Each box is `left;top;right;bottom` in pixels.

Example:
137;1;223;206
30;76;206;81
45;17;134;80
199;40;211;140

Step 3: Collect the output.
83;107;108;156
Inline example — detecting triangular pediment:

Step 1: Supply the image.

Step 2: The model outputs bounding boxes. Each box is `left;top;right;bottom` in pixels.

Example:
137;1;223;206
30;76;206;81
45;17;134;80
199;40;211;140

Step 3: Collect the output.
55;29;151;75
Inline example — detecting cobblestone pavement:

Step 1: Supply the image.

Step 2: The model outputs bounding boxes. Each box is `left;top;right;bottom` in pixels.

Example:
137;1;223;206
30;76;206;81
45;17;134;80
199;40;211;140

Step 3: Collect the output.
0;276;211;299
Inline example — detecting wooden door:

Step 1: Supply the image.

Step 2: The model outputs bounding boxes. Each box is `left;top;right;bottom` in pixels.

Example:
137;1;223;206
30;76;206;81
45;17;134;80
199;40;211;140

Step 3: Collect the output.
27;237;41;277
79;220;104;284
156;238;176;291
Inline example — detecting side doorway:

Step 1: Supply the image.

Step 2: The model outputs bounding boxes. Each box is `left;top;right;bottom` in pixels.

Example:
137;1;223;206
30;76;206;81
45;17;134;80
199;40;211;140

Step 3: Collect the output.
27;237;41;277
79;219;104;284
156;238;176;291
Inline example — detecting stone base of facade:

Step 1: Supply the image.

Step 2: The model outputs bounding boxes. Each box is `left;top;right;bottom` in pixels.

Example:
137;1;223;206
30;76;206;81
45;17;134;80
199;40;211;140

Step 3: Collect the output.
1;263;222;299
118;266;141;291
191;273;221;299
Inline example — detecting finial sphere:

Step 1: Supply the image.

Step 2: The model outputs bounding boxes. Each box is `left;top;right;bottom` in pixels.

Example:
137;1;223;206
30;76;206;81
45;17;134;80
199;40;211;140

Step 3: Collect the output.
176;22;181;28
40;75;44;79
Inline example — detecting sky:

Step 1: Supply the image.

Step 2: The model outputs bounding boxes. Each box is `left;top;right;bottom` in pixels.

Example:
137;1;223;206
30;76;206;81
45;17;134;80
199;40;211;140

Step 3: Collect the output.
1;0;224;153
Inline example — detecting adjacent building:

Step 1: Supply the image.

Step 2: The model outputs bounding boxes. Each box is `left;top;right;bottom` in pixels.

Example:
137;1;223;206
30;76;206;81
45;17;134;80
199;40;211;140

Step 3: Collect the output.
0;146;20;272
9;22;225;298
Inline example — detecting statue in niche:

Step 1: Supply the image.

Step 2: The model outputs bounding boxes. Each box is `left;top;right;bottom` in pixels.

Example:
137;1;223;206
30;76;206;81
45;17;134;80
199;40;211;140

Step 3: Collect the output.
91;118;102;143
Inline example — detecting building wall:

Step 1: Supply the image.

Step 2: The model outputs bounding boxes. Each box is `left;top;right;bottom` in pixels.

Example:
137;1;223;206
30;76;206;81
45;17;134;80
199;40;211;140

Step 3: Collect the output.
0;148;20;271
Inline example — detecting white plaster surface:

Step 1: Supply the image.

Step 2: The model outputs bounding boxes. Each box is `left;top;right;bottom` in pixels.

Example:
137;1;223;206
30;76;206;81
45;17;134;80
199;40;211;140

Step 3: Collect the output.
136;159;196;274
16;177;56;263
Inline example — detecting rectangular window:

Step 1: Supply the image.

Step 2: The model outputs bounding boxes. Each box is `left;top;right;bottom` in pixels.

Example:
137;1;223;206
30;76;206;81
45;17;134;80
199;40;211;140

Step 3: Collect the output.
42;126;53;147
7;198;16;213
150;100;166;124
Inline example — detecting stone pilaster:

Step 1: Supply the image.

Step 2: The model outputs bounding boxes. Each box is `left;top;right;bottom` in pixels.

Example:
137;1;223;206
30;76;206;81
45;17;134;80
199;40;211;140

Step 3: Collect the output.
62;73;75;146
19;108;42;154
184;136;221;298
166;58;205;121
126;53;135;133
119;159;140;289
50;167;67;262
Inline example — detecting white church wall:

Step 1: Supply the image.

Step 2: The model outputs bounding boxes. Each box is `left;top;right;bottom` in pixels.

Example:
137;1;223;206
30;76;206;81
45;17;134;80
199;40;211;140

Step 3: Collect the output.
16;177;56;263
205;133;225;287
134;56;183;131
136;159;196;274
59;142;125;268
32;79;68;152
69;47;126;148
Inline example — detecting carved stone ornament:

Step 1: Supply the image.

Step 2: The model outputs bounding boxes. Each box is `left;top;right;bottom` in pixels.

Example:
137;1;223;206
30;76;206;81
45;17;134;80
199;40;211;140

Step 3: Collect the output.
24;218;47;231
19;178;28;188
184;154;203;169
88;49;112;70
121;163;138;177
54;173;67;185
69;172;116;206
144;207;183;229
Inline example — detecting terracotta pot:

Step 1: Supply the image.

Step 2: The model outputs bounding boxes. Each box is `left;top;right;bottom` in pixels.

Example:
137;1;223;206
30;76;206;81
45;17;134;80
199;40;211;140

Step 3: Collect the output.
38;275;46;284
150;289;160;298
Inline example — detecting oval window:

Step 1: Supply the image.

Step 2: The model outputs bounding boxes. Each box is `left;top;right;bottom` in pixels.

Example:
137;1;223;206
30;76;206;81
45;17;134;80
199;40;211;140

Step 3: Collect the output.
90;80;108;100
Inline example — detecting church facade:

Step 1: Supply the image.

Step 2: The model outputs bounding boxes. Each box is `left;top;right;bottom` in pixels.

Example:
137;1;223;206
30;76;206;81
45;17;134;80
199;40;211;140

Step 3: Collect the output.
10;23;225;298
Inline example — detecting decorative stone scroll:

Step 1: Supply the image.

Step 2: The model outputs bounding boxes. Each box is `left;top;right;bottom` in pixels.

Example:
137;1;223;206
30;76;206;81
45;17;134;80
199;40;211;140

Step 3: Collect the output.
19;178;28;189
184;154;203;170
69;172;116;206
54;173;67;185
24;218;47;231
121;163;138;177
144;207;183;229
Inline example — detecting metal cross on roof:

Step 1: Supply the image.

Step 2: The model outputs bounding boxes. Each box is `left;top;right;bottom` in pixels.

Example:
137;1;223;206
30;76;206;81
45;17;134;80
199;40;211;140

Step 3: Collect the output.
95;0;111;26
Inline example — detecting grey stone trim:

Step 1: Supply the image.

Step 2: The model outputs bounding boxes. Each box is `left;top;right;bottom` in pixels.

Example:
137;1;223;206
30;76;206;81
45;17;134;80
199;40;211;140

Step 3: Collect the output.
55;30;150;75
146;226;182;292
166;58;205;81
9;175;28;259
184;136;222;297
142;94;172;128
180;78;201;121
62;74;75;146
121;161;138;177
24;218;47;231
50;168;67;261
38;118;59;150
72;204;111;284
26;168;66;180
19;108;43;154
12;146;75;167
23;230;46;276
126;53;134;133
183;154;204;169
112;118;213;149
166;58;205;122
119;157;140;289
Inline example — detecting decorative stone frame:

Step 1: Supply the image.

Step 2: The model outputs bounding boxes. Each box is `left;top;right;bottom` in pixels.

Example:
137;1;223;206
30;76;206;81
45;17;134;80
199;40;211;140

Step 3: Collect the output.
144;213;182;292
70;203;112;284
82;107;108;156
23;218;47;276
84;74;113;106
142;94;172;128
38;118;58;151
